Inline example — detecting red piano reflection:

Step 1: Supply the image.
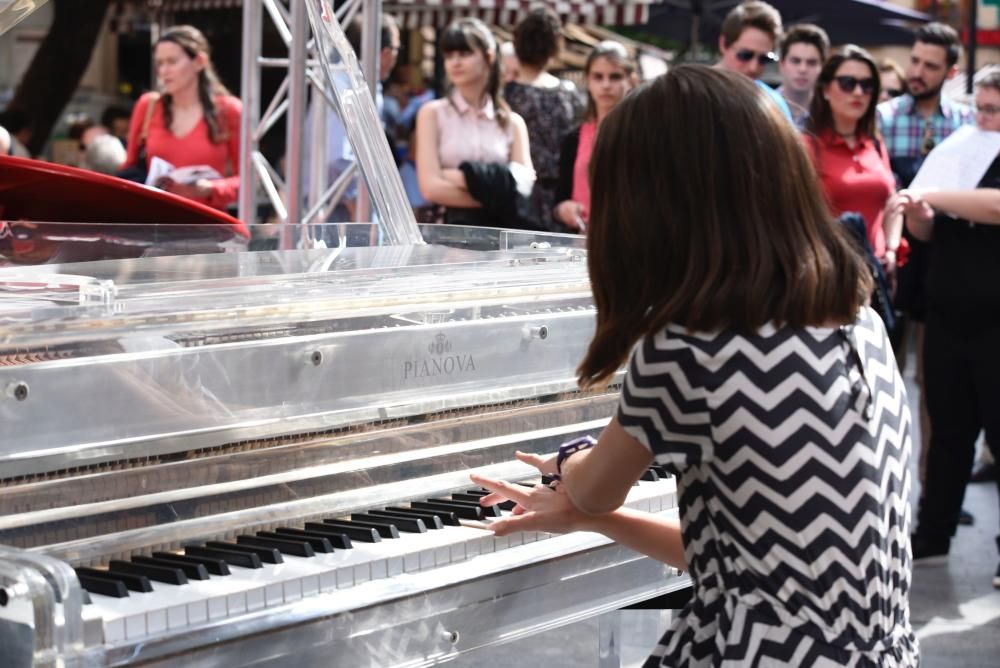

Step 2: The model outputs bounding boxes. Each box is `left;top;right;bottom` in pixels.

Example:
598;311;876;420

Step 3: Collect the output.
0;155;250;265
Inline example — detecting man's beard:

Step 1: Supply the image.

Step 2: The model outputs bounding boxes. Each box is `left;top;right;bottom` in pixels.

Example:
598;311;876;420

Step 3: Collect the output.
911;79;945;101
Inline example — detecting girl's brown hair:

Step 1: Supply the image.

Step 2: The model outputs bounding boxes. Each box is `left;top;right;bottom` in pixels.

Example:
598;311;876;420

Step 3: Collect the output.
578;64;871;387
156;25;232;144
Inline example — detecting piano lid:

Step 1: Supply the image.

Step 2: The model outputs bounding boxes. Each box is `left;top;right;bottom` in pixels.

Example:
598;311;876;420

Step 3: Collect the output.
0;155;249;236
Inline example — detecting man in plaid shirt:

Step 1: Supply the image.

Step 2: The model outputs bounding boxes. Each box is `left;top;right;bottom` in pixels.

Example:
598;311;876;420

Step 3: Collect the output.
877;22;975;188
878;21;978;530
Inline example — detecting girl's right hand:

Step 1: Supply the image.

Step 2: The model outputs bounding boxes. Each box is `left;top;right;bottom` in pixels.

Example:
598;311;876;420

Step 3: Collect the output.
469;472;592;536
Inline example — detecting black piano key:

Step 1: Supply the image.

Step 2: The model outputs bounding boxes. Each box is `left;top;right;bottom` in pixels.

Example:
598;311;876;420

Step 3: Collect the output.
386;505;459;527
342;516;402;538
353;512;426;534
134;555;211;581
451;492;489;503
109;560;187;586
153;551;230;576
464;489;490;497
640;468;660;482
446;493;503;517
337;517;400;539
237;534;315;558
206;541;283;565
75;567;152;593
497;500;517;511
76;571;129;598
274;527;353;550
258;530;334;553
431;497;503;518
413;500;484;521
650;465;669;477
369;508;443;530
184;544;262;570
541;475;559;486
317;520;382;543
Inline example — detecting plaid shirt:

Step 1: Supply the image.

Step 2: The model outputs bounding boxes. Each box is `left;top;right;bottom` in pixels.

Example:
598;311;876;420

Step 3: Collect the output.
876;93;975;186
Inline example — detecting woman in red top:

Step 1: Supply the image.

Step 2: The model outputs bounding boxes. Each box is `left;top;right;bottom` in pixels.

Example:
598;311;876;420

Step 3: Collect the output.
804;45;903;273
553;41;635;233
123;25;241;210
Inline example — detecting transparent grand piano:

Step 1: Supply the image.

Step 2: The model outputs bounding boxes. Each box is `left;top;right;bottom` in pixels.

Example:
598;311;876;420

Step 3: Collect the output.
0;2;689;666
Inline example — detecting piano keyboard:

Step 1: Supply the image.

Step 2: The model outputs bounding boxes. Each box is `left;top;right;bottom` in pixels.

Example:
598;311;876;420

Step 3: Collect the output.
78;469;677;644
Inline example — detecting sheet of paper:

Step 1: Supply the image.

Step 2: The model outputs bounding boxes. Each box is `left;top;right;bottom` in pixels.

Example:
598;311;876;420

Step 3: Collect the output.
168;164;222;185
145;156;175;187
909;125;1000;191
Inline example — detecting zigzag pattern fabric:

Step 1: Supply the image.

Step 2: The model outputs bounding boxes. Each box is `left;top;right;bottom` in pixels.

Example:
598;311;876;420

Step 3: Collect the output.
619;307;917;667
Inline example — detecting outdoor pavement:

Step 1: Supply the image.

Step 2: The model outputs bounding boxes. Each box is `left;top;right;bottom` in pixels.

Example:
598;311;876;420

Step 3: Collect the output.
905;356;1000;667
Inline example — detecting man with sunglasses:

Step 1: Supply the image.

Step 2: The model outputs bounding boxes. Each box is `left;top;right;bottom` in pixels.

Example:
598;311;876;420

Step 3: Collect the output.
716;1;793;122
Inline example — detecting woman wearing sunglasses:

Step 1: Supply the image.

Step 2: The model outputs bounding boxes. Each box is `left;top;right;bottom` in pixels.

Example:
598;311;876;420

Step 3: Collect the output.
804;46;904;286
805;44;903;330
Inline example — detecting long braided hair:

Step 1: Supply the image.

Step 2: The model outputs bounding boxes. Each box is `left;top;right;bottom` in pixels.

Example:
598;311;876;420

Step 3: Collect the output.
156;25;231;143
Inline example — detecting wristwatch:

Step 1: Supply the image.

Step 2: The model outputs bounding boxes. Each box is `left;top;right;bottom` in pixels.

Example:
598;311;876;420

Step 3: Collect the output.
555;435;597;477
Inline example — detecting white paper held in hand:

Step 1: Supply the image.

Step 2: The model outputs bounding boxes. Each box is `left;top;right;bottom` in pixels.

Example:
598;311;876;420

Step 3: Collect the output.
145;156;223;188
909;125;1000;192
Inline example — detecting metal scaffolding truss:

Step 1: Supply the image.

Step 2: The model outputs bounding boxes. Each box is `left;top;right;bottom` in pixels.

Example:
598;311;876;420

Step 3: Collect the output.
238;0;421;245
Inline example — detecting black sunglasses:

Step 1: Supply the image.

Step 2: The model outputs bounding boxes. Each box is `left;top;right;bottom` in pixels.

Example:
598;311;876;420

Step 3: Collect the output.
885;87;904;98
735;49;778;66
835;75;876;95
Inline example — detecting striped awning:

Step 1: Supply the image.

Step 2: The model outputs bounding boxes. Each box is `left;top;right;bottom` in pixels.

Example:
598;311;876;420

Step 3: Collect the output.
154;1;658;26
154;0;241;10
386;1;658;28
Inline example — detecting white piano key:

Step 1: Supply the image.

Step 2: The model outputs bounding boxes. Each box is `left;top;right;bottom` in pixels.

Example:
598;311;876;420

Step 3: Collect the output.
208;595;227;621
166;605;186;631
83;476;679;646
246;587;265;612
124;612;146;640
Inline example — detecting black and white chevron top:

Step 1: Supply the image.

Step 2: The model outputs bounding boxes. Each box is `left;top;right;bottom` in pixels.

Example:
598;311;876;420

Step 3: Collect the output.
618;307;917;667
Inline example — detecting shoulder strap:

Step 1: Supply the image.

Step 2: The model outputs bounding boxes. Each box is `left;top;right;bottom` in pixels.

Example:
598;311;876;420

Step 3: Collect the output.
140;93;161;142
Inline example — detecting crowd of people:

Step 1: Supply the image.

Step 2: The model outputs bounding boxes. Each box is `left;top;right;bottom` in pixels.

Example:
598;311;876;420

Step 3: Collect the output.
1;2;999;663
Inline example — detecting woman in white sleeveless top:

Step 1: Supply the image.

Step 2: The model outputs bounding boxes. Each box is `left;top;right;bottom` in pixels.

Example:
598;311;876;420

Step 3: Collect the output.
415;18;532;227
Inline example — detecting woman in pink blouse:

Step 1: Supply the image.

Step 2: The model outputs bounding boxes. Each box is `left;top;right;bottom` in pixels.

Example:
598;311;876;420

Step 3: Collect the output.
122;25;241;210
554;41;635;233
415;18;532;226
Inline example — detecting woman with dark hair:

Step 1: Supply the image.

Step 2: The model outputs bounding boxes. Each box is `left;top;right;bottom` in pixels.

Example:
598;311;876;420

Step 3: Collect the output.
805;45;903;272
415;18;531;226
553;40;635;233
121;25;241;209
472;65;917;666
504;7;584;231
